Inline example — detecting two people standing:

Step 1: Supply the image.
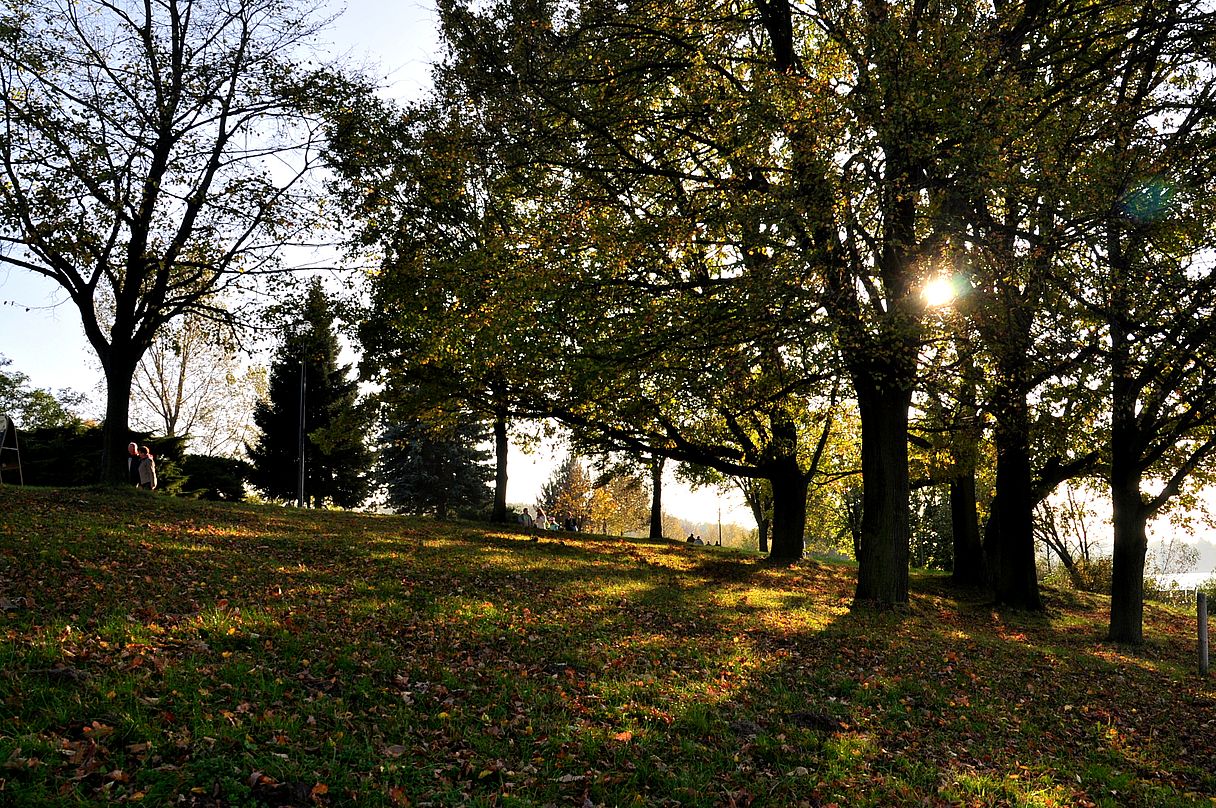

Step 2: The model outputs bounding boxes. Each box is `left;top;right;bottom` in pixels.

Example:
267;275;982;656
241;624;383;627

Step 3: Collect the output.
126;441;157;490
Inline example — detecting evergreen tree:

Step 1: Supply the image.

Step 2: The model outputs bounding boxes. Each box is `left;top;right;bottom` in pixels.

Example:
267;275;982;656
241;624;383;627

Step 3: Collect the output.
377;415;493;518
246;280;371;508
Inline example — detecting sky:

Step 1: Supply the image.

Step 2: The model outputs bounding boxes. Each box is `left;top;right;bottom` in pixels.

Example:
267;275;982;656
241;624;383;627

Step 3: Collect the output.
0;1;753;527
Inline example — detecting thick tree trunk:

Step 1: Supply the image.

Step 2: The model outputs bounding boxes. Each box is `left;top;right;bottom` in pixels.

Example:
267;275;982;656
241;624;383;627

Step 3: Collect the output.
649;455;665;540
1108;480;1149;644
950;472;987;588
100;353;139;485
491;407;509;522
984;399;1042;610
756;516;770;554
1108;316;1148;643
767;463;808;563
853;385;912;606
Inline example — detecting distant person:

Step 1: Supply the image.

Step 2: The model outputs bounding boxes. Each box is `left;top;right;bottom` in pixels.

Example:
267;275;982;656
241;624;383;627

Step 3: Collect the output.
535;507;549;530
127;442;142;486
138;446;157;490
519;508;534;528
686;533;695;544
694;535;703;545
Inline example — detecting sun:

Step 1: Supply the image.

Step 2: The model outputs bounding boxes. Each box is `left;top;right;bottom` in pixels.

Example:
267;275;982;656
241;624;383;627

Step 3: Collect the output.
922;276;957;307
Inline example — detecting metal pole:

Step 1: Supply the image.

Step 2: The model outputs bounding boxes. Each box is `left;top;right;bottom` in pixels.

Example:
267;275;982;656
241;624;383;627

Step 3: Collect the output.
1200;592;1209;677
297;358;306;508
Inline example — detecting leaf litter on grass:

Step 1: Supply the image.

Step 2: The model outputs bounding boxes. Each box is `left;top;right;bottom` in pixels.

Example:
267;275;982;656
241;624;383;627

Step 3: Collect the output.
1;486;1214;807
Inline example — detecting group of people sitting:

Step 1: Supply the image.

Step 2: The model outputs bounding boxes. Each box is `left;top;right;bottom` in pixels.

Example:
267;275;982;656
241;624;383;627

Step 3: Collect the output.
518;507;578;532
126;441;157;490
686;533;722;547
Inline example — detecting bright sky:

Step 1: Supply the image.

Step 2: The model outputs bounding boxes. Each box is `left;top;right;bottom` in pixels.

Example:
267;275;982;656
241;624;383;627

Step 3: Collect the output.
0;0;752;527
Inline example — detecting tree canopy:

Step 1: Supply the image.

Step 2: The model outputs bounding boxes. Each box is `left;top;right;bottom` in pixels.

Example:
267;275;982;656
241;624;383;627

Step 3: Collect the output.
0;0;358;482
318;0;1216;641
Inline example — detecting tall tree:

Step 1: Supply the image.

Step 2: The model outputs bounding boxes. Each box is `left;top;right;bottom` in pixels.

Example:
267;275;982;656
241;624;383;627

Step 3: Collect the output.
1093;34;1216;642
0;0;349;483
377;414;493;518
325;97;538;524
245;280;371;508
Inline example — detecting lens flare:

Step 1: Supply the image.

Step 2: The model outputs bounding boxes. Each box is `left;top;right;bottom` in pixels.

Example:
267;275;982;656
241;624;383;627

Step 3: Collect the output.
923;277;956;307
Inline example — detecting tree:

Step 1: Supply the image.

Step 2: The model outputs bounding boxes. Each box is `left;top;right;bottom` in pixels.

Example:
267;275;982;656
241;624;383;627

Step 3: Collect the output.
324;95;540;525
601;473;651;536
1035;487;1105;591
419;0;857;563
130;310;266;456
1095;25;1216;643
377;414;493;518
245;280;371;508
0;0;351;483
0;355;87;429
540;454;594;530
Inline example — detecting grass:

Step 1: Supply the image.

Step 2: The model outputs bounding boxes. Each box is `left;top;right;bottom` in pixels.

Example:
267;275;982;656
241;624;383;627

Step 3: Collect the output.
1;485;1214;807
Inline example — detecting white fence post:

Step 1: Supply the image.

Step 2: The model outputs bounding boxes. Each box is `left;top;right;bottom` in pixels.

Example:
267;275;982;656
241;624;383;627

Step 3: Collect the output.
1200;592;1209;677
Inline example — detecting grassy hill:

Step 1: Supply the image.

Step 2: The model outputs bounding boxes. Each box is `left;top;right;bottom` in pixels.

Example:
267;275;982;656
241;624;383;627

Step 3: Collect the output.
1;486;1213;807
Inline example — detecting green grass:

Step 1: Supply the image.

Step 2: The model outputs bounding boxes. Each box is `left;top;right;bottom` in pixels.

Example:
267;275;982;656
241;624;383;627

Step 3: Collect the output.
1;486;1214;806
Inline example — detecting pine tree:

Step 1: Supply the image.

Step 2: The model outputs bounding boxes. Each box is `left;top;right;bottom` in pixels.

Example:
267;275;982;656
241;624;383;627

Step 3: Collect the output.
377;415;493;518
246;280;371;507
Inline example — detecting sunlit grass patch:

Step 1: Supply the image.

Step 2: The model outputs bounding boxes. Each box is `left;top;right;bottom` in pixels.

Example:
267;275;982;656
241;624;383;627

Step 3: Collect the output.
2;487;1215;806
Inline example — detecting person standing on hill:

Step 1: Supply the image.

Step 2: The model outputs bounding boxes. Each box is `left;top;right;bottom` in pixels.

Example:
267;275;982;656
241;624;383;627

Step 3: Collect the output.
127;442;142;486
138;446;157;490
519;507;533;528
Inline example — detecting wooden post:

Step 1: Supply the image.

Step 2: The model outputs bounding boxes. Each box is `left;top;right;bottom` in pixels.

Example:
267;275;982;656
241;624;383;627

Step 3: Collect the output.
1200;592;1209;677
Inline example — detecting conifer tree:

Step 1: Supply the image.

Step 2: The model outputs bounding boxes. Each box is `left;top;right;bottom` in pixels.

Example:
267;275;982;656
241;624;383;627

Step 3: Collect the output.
246;280;371;507
377;414;493;518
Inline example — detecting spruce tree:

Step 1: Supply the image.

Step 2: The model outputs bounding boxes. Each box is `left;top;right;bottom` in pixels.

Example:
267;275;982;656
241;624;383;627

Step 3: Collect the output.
377;414;493;518
246;280;371;507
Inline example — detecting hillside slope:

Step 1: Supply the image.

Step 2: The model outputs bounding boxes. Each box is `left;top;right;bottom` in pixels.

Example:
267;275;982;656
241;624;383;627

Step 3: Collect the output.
1;487;1213;806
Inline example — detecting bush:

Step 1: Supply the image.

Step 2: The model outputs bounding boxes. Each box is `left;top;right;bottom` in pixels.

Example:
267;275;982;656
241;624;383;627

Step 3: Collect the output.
178;455;252;501
16;424;185;489
1038;556;1113;594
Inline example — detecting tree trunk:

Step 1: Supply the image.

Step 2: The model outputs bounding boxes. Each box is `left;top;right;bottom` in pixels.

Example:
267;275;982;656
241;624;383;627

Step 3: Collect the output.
853;385;912;606
491;407;509;522
742;478;772;554
950;345;986;588
767;462;808;563
756;516;771;554
649;455;665;540
1108;479;1149;644
1108;312;1148;643
984;399;1043;610
100;351;139;485
949;472;987;588
1048;542;1088;591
